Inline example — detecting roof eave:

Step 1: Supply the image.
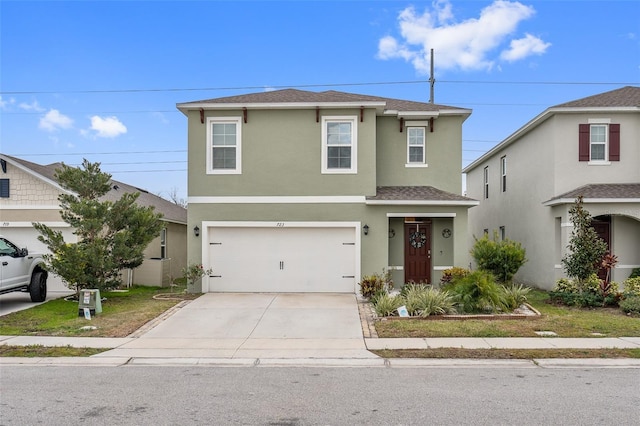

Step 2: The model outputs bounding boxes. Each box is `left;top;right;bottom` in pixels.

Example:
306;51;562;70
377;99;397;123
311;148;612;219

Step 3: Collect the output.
365;199;479;206
177;100;388;115
543;197;640;207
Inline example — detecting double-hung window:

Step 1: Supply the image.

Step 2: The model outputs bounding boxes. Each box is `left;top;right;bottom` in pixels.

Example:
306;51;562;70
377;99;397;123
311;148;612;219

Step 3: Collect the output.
406;127;426;166
207;117;242;174
579;121;620;163
322;116;357;174
590;124;607;161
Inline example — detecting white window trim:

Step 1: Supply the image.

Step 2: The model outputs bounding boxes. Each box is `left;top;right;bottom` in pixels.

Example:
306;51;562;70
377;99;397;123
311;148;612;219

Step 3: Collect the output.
406;126;427;167
589;123;608;163
206;117;242;175
321;116;358;174
483;166;489;199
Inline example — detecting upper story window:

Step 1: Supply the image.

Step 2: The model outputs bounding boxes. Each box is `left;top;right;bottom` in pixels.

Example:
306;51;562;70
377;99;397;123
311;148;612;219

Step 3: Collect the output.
321;116;357;174
578;121;620;164
483;166;489;199
500;156;507;192
0;179;9;198
406;127;426;166
207;117;242;174
590;124;607;161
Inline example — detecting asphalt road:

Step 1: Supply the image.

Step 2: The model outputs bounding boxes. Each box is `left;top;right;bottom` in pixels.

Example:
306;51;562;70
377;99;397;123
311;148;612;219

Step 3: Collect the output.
1;365;639;425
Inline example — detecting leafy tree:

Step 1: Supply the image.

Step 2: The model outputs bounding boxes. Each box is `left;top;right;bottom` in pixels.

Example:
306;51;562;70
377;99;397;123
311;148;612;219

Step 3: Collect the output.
471;231;527;283
34;160;164;296
561;196;608;286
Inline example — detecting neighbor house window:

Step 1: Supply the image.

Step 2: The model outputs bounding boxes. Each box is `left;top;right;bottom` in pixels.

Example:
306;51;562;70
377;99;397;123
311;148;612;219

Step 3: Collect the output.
207;117;242;174
499;226;506;241
321;116;357;174
483;166;489;199
578;122;620;163
500;156;507;192
160;228;167;259
406;127;426;165
590;124;607;161
0;179;8;198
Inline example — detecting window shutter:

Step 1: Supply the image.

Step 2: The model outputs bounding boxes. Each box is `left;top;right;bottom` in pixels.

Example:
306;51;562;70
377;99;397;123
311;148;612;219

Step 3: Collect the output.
578;124;590;161
609;124;620;161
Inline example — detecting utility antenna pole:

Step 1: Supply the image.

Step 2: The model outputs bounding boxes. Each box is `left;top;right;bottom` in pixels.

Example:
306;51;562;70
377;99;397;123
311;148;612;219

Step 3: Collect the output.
429;48;435;103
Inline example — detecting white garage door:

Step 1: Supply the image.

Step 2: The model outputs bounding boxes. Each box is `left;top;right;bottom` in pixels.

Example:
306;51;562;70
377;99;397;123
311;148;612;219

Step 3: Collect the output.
207;225;357;293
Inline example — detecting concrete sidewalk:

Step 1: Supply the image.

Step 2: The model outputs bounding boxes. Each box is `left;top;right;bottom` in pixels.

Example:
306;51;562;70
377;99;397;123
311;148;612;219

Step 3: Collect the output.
2;335;640;368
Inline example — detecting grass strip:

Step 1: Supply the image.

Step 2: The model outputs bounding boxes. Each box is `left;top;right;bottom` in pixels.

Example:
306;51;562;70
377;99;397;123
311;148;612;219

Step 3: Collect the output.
372;348;640;359
0;345;108;357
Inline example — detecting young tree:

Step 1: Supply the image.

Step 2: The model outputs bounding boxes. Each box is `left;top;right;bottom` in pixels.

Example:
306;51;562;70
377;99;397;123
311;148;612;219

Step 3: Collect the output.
471;231;527;283
34;160;164;296
561;196;608;286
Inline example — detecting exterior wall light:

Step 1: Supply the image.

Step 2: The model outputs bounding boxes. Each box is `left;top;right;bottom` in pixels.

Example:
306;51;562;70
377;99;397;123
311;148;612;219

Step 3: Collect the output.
363;224;369;236
194;226;200;237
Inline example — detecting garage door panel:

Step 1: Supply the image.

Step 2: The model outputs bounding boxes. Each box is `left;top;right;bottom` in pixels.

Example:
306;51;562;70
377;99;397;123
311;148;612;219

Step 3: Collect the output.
207;226;356;293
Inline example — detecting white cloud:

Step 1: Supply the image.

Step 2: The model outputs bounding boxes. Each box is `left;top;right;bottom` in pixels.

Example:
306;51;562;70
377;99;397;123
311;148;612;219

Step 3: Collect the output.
89;115;127;138
377;0;550;73
500;33;551;61
19;100;45;112
39;109;74;132
0;96;16;110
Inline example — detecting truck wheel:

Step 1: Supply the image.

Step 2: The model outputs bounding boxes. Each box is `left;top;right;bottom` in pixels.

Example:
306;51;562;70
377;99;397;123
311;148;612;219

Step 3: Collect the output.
29;271;47;302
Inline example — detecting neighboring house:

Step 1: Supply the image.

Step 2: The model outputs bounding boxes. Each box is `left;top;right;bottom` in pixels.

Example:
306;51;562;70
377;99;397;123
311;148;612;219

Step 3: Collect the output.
0;154;188;289
463;86;640;290
177;89;477;293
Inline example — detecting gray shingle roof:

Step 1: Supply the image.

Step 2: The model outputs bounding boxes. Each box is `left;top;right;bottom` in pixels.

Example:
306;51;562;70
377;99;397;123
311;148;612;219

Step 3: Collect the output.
2;154;187;224
545;183;640;204
366;186;477;203
180;88;466;113
553;86;640;108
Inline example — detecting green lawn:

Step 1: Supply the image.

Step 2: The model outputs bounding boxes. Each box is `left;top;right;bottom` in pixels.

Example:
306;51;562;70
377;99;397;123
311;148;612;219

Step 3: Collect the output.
375;290;640;338
0;286;198;338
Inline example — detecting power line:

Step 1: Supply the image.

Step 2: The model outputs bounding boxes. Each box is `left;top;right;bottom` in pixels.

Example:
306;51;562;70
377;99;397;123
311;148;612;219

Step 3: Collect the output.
1;79;635;95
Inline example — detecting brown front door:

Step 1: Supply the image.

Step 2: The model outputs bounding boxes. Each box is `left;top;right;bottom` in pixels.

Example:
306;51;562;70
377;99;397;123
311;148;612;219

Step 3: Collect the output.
592;217;611;280
404;221;432;284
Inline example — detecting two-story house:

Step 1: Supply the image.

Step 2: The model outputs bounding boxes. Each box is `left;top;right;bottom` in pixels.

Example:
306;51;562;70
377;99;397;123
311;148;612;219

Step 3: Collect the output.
463;86;640;290
0;154;188;290
177;89;477;294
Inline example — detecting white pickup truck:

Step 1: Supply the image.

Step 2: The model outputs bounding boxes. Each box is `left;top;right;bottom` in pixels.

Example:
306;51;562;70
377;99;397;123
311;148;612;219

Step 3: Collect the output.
0;236;48;302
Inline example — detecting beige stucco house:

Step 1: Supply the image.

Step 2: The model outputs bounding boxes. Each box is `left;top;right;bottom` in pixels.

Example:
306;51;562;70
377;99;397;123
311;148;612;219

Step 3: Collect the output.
463;86;640;290
177;89;477;293
0;154;188;290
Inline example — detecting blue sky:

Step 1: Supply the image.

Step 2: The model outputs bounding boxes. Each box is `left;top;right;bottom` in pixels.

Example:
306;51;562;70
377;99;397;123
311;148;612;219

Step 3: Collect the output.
1;0;638;202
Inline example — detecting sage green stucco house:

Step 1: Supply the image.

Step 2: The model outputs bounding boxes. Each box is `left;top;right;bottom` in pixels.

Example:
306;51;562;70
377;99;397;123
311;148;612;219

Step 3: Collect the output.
177;89;477;293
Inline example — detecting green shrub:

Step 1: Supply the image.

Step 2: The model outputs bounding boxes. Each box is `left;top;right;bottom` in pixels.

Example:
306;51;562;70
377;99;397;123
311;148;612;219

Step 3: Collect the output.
359;270;393;299
373;293;404;317
444;270;509;314
415;287;457;317
622;277;640;298
471;232;527;283
501;283;532;310
401;283;429;316
628;268;640;279
439;267;470;285
619;296;640;315
550;274;620;307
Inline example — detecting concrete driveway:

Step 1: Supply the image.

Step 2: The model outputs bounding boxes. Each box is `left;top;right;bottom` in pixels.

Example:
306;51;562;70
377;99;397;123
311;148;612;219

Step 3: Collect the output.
96;293;378;360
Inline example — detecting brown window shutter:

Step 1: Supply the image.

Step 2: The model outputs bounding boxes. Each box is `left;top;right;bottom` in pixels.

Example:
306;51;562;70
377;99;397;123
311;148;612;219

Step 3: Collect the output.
609;124;620;161
578;124;590;161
